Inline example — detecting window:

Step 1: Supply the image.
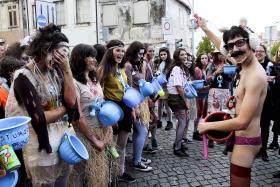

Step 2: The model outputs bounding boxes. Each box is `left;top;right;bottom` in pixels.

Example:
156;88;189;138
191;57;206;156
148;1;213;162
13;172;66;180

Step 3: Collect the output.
133;1;149;24
55;1;65;25
76;0;90;23
7;4;18;27
102;4;118;26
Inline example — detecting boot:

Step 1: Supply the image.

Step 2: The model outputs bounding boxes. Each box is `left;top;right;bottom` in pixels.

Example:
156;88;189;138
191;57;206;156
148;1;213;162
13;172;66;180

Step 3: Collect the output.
193;131;203;141
165;121;173;131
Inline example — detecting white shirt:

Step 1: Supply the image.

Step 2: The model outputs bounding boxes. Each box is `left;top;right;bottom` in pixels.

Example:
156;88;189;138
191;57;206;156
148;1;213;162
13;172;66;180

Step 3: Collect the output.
167;66;188;94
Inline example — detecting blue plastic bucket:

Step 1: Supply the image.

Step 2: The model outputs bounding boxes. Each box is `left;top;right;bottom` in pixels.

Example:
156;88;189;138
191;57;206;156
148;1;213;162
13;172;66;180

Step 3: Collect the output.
0;116;31;150
59;133;89;165
192;80;204;89
98;101;124;126
0;170;18;187
156;73;167;85
123;87;144;108
151;79;162;95
139;79;154;97
184;82;197;99
223;65;237;74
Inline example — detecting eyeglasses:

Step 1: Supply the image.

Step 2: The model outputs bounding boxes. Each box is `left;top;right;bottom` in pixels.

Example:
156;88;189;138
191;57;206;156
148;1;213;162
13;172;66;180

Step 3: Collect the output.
148;50;155;52
255;50;265;53
224;38;248;51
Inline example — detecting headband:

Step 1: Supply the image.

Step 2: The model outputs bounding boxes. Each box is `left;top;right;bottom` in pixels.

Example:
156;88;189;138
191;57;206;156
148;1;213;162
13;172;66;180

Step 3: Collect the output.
56;41;69;48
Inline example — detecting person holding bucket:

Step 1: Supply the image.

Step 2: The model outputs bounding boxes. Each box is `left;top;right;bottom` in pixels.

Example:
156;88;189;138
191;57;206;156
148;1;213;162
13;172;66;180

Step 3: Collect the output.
69;44;114;186
196;16;267;187
5;24;78;187
166;48;192;157
122;41;153;172
97;40;136;183
157;47;173;131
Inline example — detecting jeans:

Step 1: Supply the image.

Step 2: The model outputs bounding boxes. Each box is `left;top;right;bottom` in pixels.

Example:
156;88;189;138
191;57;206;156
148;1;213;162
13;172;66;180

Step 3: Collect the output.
132;119;148;165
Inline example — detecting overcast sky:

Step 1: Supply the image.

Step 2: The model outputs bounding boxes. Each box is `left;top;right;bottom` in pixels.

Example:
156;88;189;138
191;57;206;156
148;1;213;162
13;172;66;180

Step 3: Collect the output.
189;0;280;45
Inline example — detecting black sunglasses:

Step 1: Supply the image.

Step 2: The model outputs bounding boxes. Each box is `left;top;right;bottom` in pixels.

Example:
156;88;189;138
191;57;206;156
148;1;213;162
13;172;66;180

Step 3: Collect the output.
224;38;248;51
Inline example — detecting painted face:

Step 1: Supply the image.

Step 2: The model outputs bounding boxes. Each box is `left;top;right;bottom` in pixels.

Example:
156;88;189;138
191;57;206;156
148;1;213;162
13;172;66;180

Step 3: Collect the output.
159;51;167;61
185;54;193;68
0;41;6;57
255;46;266;62
179;50;188;64
136;49;145;61
57;46;70;57
227;36;250;64
200;54;209;66
113;46;125;64
85;56;97;71
146;46;154;59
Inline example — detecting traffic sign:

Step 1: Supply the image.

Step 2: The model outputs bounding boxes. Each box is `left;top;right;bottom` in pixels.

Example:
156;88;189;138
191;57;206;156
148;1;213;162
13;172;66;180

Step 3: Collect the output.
162;17;173;35
36;0;56;29
37;15;47;27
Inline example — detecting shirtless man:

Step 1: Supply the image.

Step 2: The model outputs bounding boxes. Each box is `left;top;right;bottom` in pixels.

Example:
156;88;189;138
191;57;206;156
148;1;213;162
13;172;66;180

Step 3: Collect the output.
196;16;267;187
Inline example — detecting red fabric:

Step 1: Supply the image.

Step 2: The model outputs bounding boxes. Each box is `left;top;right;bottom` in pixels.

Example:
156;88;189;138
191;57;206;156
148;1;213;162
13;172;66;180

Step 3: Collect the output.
230;163;251;187
0;86;8;108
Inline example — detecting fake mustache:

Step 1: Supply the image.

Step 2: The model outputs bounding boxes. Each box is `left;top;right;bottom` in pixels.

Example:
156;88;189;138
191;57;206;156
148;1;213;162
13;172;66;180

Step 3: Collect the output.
230;51;245;58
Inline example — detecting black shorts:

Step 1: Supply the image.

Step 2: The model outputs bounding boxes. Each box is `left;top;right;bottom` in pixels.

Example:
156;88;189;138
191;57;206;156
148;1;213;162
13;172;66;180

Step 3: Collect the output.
167;94;187;113
107;99;133;134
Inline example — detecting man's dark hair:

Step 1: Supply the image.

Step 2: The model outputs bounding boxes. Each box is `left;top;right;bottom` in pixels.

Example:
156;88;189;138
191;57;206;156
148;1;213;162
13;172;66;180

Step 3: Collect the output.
223;26;249;44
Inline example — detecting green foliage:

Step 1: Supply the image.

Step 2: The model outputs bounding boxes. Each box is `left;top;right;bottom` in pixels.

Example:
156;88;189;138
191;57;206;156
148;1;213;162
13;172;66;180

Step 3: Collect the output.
270;40;280;58
196;36;215;57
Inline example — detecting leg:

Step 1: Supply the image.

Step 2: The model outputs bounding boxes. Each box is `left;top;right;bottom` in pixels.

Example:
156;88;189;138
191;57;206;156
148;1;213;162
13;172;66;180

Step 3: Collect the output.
116;130;130;175
54;170;70;187
164;100;173;122
157;100;163;128
150;126;158;148
132;120;148;165
260;114;270;161
174;110;188;156
230;163;251;187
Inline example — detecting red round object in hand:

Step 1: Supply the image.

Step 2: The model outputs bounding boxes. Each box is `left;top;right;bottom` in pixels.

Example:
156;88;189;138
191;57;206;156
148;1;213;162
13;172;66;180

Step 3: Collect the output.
204;112;234;142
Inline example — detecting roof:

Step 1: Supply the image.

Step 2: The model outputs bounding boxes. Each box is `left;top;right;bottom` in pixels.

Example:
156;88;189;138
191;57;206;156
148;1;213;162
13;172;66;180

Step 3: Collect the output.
175;0;192;14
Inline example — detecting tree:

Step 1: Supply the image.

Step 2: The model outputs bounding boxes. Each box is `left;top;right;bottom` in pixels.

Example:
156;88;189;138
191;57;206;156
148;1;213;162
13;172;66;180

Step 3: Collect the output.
196;36;215;57
270;40;280;59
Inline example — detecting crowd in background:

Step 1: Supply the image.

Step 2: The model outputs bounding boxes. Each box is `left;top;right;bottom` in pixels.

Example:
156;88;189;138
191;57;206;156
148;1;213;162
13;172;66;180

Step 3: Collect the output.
0;23;280;186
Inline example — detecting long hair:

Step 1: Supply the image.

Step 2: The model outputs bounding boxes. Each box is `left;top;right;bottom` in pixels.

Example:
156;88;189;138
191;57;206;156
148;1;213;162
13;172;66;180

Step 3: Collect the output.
195;53;209;70
70;44;97;85
27;24;69;62
93;44;106;63
97;39;124;84
166;48;190;79
122;41;145;72
159;47;172;73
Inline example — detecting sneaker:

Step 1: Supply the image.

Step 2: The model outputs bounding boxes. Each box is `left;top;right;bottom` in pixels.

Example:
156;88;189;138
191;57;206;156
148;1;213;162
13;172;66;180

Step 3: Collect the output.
157;120;162;128
143;147;157;154
118;172;136;183
165;121;173;131
152;139;158;149
133;162;153;172
141;157;152;165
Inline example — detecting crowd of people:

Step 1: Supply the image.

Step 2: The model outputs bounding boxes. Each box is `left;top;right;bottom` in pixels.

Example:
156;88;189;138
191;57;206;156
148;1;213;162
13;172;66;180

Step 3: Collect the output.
0;18;279;187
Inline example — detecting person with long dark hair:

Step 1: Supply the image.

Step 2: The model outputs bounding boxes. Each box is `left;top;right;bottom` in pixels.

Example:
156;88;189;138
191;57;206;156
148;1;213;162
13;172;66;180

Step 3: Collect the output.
97;40;136;183
157;47;173;131
5;24;78;187
122;41;153;172
166;48;192;157
193;53;210;140
69;44;114;186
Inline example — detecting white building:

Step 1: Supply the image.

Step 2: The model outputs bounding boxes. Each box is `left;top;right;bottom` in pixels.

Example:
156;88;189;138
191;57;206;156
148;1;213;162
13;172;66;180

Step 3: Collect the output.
99;0;192;53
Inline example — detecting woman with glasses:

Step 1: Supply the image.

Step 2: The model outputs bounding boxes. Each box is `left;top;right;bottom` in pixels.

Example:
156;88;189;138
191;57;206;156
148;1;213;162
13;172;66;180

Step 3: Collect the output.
255;44;275;161
193;53;210;141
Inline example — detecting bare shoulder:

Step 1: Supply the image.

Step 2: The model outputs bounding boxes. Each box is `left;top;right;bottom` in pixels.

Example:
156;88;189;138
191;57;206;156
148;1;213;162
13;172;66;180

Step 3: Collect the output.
245;62;267;90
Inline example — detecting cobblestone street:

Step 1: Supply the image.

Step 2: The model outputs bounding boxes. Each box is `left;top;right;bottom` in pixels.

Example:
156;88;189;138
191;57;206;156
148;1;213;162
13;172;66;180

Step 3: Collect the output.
118;120;280;187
